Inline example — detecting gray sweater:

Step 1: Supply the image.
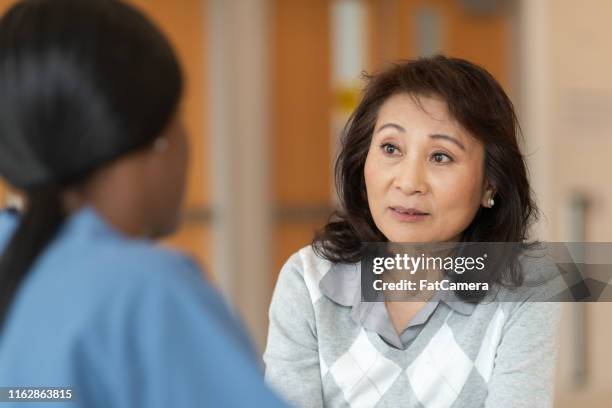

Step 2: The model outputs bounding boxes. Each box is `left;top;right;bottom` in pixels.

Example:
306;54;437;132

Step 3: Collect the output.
264;245;562;408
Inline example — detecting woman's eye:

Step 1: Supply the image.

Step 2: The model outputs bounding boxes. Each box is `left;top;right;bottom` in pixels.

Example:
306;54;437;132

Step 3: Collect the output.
380;143;400;156
431;152;452;163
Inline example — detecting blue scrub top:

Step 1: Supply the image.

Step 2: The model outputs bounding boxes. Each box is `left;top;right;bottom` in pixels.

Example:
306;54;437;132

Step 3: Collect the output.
0;206;287;408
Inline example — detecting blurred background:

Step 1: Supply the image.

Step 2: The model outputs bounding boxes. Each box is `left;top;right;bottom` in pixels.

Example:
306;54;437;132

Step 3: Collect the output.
0;0;610;406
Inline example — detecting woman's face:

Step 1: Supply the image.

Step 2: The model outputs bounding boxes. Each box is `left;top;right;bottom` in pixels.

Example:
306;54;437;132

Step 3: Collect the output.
364;93;492;243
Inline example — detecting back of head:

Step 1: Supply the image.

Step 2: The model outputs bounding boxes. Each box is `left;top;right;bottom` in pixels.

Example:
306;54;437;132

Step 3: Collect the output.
0;0;183;329
0;0;182;188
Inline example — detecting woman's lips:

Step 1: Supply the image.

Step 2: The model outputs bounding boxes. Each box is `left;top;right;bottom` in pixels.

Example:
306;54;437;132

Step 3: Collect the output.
389;206;430;222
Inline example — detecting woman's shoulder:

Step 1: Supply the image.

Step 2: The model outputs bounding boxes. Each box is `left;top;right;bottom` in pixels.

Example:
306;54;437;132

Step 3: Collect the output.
518;245;565;299
47;217;212;318
89;239;208;302
518;245;560;278
276;245;360;308
487;244;565;306
282;245;334;277
274;245;338;305
75;242;230;342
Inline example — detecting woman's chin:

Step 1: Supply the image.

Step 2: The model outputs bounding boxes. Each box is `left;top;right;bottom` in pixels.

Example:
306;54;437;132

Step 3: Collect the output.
387;234;431;243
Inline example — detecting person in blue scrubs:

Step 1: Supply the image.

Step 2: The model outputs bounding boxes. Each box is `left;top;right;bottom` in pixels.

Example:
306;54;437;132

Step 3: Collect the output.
0;1;287;407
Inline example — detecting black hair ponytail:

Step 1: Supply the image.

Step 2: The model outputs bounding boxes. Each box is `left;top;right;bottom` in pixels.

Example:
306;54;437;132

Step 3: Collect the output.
0;187;65;328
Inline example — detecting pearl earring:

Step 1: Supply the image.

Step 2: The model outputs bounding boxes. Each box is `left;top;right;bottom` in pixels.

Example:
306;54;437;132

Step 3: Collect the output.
488;197;495;207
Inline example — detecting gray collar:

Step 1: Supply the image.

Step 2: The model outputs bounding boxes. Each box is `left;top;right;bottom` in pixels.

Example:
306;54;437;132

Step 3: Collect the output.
319;261;477;348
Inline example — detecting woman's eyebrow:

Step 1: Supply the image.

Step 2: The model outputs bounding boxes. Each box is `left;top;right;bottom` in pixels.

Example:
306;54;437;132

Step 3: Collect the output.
376;123;405;133
430;133;465;151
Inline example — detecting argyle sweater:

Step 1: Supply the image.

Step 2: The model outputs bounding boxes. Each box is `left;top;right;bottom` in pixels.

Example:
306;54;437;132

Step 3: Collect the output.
264;246;561;408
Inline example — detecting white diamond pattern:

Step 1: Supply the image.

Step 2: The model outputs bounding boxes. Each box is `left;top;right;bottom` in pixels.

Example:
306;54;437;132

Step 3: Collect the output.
406;323;473;408
329;329;402;408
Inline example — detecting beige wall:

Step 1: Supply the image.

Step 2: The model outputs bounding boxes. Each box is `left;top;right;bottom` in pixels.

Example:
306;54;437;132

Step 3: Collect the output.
519;1;612;406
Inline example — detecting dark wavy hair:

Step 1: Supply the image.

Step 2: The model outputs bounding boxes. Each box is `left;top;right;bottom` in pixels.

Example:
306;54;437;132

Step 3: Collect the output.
313;55;539;298
0;0;182;328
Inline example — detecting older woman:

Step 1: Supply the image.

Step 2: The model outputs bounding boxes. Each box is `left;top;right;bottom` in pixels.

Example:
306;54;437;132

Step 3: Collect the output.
264;56;561;408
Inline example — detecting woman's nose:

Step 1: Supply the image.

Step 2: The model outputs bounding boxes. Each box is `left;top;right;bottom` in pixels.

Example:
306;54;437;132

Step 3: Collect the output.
393;157;429;195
